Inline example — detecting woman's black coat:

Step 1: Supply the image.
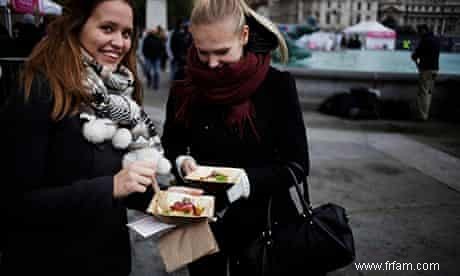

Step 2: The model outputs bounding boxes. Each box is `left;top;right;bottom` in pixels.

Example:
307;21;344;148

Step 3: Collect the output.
162;67;309;253
1;76;153;275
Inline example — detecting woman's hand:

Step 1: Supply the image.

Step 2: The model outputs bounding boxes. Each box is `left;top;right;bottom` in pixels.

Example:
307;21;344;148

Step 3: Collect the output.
181;159;197;176
113;160;156;198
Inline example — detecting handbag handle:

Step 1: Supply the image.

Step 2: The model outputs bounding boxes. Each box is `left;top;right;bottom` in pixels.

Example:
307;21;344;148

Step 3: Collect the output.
266;162;312;233
287;161;311;206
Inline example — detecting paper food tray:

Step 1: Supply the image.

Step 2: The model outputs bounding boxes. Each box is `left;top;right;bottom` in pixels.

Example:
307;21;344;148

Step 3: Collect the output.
185;166;243;184
147;191;215;224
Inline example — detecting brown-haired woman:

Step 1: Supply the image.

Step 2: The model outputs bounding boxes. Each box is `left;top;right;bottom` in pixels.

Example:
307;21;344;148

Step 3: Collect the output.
162;0;309;275
1;1;160;275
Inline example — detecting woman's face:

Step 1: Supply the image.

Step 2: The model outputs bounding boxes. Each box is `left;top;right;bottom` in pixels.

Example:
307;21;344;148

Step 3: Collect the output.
79;0;133;69
191;17;249;68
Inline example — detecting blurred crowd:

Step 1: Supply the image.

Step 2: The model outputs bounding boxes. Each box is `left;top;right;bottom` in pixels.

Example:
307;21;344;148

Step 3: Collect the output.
0;14;52;58
138;18;192;89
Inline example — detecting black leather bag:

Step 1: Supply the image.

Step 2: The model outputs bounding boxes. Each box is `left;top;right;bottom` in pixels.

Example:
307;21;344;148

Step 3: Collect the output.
240;163;355;275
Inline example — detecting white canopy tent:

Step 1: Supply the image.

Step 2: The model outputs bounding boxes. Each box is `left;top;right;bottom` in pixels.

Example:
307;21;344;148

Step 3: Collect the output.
295;31;336;51
6;0;62;15
343;21;396;50
39;0;62;15
1;0;62;37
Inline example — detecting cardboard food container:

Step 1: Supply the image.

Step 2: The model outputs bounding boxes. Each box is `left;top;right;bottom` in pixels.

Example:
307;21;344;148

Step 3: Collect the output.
147;191;215;224
185;166;243;192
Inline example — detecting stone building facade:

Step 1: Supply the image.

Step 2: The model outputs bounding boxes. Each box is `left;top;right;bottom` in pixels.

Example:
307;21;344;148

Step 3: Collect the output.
146;0;167;30
252;0;460;35
262;0;379;30
379;0;460;35
310;0;379;30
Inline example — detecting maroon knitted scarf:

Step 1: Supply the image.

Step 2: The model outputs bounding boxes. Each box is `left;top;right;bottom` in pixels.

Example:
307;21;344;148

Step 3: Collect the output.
171;46;270;139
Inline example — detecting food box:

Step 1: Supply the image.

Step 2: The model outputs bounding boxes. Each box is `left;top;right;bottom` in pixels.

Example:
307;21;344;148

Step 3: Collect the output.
147;191;215;224
184;166;243;192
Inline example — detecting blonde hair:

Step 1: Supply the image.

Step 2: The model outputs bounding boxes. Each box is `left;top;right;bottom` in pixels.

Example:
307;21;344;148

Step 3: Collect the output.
190;0;288;63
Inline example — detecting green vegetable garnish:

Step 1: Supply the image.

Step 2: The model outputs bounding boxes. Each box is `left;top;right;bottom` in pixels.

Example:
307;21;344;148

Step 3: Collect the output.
215;175;228;182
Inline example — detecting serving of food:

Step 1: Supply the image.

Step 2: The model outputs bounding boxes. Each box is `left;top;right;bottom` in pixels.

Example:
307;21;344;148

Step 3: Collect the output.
185;166;243;184
147;190;215;223
168;197;205;216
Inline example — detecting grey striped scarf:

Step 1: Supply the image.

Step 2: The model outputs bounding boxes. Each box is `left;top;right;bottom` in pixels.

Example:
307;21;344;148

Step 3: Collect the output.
81;52;161;150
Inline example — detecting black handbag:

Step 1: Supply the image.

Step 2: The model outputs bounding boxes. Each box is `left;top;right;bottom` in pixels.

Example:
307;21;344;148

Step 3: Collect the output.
239;163;355;275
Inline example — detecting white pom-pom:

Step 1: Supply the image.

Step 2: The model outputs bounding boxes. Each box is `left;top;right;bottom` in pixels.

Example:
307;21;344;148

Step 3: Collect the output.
135;147;157;162
112;128;132;149
121;146;172;174
152;135;161;144
157;157;172;174
122;151;136;168
122;147;156;168
139;147;172;174
100;119;117;139
83;119;113;143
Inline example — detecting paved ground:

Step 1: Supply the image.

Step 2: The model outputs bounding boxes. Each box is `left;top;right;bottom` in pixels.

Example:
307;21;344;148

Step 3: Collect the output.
130;70;460;276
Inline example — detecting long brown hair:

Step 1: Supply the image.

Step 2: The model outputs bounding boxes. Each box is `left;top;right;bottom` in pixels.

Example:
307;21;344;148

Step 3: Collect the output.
23;0;141;121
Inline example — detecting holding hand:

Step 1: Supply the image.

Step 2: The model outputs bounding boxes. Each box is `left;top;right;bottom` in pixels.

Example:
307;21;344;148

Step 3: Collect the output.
226;171;250;203
181;159;197;176
175;155;198;178
113;160;156;198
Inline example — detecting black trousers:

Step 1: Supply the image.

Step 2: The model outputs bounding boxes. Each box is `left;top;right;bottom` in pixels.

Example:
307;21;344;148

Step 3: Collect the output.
188;251;228;276
188;251;259;276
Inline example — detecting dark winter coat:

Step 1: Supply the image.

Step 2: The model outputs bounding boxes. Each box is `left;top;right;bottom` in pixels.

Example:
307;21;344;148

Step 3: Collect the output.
412;32;440;71
0;75;153;275
162;67;309;253
170;28;192;66
142;32;165;61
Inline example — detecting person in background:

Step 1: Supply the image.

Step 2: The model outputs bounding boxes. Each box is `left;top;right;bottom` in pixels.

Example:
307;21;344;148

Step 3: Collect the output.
142;27;165;90
12;14;43;57
0;23;14;57
170;18;193;80
162;0;309;275
446;37;454;52
1;1;160;274
165;25;175;80
411;24;440;121
340;35;348;49
156;25;168;72
402;39;411;50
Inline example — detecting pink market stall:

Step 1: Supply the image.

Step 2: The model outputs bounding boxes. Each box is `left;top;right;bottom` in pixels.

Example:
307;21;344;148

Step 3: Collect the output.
1;0;61;35
11;0;61;15
343;21;396;50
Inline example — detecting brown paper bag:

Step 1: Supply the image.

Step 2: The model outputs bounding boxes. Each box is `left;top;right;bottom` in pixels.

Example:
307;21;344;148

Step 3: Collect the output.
158;220;219;272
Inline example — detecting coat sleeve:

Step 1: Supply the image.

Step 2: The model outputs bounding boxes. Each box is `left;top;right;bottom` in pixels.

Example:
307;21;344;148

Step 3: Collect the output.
3;77;120;228
413;37;427;61
244;71;309;198
162;93;190;183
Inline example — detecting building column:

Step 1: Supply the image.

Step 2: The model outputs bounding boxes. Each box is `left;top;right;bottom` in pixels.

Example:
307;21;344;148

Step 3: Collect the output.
146;0;167;30
297;0;304;23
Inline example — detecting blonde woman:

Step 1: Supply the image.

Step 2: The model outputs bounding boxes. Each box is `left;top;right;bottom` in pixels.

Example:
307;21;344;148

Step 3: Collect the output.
162;0;309;275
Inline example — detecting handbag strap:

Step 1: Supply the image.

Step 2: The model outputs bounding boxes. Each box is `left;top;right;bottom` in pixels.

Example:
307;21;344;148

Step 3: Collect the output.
266;162;312;232
285;163;312;216
287;161;311;205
